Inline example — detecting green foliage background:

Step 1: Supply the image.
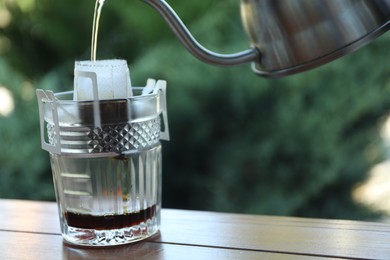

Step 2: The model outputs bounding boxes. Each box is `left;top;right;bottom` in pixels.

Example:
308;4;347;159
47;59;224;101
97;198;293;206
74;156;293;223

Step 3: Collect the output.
0;0;389;220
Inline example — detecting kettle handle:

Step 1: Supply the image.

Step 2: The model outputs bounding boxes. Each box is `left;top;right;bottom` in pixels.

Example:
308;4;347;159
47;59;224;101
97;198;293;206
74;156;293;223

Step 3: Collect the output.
142;0;260;66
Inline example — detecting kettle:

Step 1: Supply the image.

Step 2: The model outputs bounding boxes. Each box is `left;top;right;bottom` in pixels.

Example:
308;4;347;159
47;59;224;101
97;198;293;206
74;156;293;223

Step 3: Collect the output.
142;0;390;77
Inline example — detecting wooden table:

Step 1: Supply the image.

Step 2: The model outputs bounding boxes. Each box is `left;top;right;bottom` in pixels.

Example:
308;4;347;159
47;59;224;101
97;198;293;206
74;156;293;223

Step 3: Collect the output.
1;199;390;259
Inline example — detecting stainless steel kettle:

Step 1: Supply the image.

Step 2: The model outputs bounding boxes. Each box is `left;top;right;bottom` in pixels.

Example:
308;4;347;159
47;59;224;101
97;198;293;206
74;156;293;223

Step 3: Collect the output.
142;0;390;77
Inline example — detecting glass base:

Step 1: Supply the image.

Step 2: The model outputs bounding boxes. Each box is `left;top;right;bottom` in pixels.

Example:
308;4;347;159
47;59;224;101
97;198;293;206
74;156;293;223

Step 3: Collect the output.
62;217;159;247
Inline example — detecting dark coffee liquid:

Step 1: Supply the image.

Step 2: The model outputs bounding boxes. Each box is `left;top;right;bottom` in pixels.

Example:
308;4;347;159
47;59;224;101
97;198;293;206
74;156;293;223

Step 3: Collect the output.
65;205;157;230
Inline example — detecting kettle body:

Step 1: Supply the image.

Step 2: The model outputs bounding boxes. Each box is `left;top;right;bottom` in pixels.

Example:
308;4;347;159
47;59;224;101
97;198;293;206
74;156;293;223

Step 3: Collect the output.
241;0;390;76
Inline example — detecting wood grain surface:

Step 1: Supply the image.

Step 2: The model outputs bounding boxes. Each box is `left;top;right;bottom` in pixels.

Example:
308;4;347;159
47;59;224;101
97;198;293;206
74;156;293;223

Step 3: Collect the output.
0;199;389;259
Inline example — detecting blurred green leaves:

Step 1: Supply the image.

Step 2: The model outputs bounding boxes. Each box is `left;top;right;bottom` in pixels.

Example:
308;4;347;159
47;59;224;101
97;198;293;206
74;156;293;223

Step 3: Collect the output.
0;0;389;220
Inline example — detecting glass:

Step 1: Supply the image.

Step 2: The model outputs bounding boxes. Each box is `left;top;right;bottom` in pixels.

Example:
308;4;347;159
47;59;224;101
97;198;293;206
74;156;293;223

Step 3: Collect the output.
51;144;161;246
37;86;168;246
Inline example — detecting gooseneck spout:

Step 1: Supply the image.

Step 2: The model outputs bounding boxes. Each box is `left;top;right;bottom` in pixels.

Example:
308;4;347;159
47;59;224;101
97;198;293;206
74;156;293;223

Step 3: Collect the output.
141;0;260;66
